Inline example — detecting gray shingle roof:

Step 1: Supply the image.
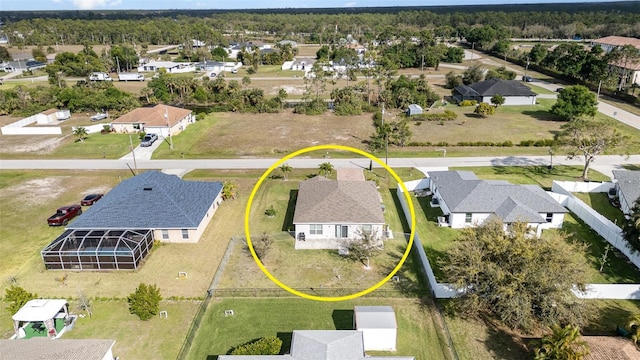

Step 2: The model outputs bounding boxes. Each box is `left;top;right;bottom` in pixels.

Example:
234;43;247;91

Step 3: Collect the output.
453;85;480;97
293;177;385;224
613;170;640;205
0;339;115;360
429;171;567;222
458;79;537;97
354;306;397;329
69;171;222;229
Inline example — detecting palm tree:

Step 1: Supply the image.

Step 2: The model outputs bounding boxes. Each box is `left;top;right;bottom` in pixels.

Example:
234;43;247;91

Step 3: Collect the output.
534;324;590;360
623;199;640;252
628;314;640;348
318;162;334;177
73;127;88;142
222;181;238;200
491;94;505;107
279;163;292;181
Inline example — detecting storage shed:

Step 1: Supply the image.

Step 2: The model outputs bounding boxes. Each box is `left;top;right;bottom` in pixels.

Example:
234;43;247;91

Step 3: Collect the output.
353;305;398;351
407;104;423;116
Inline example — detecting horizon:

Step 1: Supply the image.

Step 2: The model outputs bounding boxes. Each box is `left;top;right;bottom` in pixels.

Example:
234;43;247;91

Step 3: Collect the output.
0;0;629;12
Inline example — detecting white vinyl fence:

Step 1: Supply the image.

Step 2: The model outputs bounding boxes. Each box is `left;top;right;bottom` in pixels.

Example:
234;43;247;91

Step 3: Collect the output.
1;115;62;135
552;180;640;299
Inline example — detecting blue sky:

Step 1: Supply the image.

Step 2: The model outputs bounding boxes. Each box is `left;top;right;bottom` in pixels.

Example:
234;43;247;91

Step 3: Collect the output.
0;0;621;11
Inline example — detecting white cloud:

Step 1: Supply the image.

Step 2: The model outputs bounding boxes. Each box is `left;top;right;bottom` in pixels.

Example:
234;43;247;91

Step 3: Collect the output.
109;0;122;6
343;2;356;6
72;0;109;9
51;0;63;4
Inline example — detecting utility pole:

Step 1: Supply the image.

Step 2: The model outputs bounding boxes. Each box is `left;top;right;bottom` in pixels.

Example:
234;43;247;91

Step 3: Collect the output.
597;79;603;100
381;102;388;167
524;56;530;78
164;106;173;150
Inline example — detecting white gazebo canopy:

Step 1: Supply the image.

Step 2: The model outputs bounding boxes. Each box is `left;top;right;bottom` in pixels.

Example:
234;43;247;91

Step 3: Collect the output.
12;299;68;322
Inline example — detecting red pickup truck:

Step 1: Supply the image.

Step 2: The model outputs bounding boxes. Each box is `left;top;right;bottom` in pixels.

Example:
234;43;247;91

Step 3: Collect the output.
47;205;82;226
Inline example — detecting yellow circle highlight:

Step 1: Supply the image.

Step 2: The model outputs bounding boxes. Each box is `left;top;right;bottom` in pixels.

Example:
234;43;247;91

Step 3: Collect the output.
244;144;416;301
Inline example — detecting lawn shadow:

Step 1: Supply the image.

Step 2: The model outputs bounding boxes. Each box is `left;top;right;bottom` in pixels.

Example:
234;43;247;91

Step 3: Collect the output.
332;309;354;330
378;238;430;297
389;189;412;233
521;110;561;121
281;189;298;231
205;355;219;360
624;164;640;171
586;301;640;335
276;332;293;355
479;317;531;360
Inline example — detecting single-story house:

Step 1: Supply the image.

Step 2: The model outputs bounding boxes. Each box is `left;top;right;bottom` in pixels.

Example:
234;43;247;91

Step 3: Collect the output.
111;104;194;137
406;104;423;116
453;79;537;105
353;306;397;351
41;171;223;270
11;299;71;339
292;176;385;249
0;339;116;360
195;60;225;72
612;170;640;215
137;61;196;74
218;330;414;360
427;170;567;236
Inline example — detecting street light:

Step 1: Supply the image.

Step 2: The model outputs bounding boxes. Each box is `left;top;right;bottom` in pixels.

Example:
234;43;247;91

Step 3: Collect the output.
548;148;554;172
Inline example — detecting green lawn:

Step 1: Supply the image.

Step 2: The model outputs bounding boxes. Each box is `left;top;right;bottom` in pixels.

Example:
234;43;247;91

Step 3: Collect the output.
574;192;626;226
185;298;449;360
49;133;133;159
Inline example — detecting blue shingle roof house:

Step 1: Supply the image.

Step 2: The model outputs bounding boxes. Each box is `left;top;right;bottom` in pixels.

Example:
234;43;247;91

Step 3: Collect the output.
427;170;567;236
41;171;223;270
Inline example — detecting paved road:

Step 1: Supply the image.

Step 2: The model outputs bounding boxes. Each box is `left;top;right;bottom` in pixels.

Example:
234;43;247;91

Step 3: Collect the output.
2;155;638;171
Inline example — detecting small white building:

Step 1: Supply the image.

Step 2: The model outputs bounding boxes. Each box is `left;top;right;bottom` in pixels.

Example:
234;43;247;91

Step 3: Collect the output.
12;299;70;339
138;61;195;74
354;306;398;351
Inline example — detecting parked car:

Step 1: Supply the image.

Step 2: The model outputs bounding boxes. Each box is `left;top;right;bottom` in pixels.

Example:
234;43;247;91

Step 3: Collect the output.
47;205;82;226
555;87;564;93
90;113;108;121
231;69;238;74
140;133;158;147
209;72;217;79
522;75;533;82
81;193;103;206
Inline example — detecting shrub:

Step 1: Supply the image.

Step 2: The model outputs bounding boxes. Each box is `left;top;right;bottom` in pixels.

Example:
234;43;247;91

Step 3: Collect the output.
127;283;162;320
412;110;457;122
231;336;282;355
459;100;478;107
264;205;277;217
4;285;37;315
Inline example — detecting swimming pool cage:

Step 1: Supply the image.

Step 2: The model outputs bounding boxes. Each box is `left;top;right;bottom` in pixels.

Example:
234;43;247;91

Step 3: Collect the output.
41;229;154;270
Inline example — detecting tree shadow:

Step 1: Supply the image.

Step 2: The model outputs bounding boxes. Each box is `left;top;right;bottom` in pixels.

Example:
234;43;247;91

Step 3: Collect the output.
281;189;297;231
585;301;640;335
205;355;219;360
332;310;354;330
521;110;562;121
479;318;532;360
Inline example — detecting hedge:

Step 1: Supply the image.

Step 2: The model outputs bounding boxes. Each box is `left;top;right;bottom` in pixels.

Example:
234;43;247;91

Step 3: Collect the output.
410;110;457;122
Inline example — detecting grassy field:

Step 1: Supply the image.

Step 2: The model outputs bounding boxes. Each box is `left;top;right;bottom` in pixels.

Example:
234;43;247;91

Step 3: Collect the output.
574;192;626;226
186;298;449;360
0;169;251;298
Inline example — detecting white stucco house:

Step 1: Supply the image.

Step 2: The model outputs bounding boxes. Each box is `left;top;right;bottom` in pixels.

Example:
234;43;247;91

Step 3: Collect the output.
111;104;194;137
453;79;537;105
426;171;567;236
292;176;385;249
137;61;196;74
612;170;640;215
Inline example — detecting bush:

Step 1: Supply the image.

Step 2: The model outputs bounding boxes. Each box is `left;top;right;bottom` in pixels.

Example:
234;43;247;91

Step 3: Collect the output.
127;283;162;320
4;285;37;315
411;110;457;122
459;100;478;107
264;205;277;217
230;336;282;355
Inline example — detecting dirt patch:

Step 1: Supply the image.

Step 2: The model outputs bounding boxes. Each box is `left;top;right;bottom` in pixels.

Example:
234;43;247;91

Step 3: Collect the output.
0;177;69;205
272;84;306;95
0;135;67;153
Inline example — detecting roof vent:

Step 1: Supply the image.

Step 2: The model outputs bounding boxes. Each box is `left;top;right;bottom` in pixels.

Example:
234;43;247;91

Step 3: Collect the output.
143;187;153;191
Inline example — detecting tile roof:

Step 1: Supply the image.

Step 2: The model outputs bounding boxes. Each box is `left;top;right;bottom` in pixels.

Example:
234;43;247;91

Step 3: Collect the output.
429;171;567;222
293;177;385;224
463;79;538;97
593;36;640;50
69;171;222;229
0;339;115;360
613;170;640;205
111;104;191;127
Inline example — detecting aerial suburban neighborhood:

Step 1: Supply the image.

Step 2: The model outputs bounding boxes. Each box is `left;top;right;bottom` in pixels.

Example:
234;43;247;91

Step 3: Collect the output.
1;1;640;360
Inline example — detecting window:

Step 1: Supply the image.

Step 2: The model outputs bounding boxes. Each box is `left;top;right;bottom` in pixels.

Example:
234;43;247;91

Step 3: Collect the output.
465;213;472;223
161;230;169;240
181;229;189;239
309;224;323;235
361;224;372;235
546;213;553;223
